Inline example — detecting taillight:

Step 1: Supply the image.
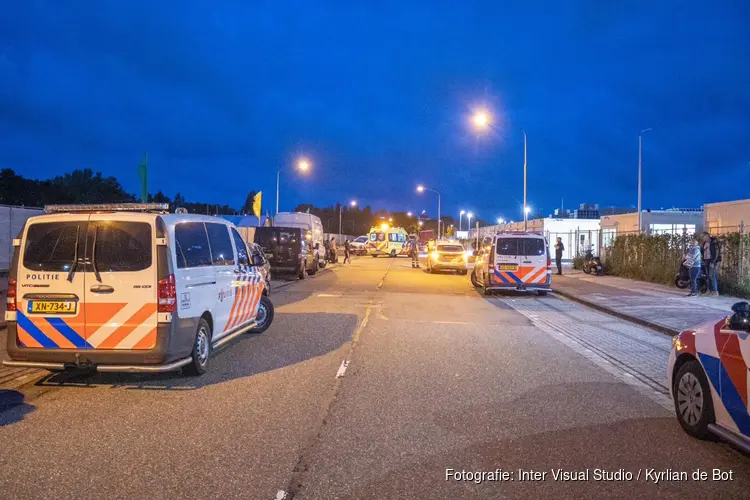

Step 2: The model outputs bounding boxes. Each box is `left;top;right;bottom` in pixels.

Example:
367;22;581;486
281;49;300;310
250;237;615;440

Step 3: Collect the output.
157;274;176;312
547;258;552;269
7;277;17;312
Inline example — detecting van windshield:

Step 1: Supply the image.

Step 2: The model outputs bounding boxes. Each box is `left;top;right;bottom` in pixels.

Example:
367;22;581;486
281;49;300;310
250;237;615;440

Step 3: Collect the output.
496;237;546;256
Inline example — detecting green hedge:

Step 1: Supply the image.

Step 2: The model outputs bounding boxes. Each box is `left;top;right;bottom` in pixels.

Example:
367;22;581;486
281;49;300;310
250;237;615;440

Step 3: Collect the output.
603;232;750;297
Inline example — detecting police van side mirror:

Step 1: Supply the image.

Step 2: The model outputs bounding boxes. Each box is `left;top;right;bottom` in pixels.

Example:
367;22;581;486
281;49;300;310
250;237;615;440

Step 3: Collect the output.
252;255;264;267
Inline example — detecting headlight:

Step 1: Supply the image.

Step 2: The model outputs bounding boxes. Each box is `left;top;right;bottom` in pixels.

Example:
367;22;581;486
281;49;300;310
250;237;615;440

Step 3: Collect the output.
672;336;683;351
430;251;439;260
463;251;471;260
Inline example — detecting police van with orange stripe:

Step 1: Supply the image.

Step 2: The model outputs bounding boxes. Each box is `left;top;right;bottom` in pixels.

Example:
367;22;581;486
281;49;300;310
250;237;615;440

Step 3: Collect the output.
4;203;273;376
471;231;552;296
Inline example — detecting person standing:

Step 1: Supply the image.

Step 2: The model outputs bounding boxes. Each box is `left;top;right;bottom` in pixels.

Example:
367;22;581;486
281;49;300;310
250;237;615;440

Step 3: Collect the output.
410;239;420;268
701;231;720;296
330;237;337;263
554;237;564;275
685;237;703;297
343;239;351;264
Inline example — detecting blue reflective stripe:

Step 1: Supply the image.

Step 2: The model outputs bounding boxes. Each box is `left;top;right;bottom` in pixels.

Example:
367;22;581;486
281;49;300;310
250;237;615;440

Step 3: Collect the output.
493;271;509;284
16;312;58;348
45;317;92;349
505;272;524;284
698;353;750;435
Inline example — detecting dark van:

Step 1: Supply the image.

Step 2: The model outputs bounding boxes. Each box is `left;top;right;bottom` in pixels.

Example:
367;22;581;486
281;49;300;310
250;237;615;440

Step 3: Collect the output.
253;227;317;279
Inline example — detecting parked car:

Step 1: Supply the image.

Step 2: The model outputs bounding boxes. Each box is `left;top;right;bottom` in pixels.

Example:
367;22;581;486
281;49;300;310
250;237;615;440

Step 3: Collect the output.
273;212;326;269
471;231;552;296
668;302;750;453
3;203;274;376
246;241;271;293
349;235;368;256
254;226;317;279
422;239;468;274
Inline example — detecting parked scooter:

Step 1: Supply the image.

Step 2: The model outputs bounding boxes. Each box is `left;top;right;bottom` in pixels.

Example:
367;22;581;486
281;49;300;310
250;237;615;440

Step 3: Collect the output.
675;260;709;294
582;246;603;275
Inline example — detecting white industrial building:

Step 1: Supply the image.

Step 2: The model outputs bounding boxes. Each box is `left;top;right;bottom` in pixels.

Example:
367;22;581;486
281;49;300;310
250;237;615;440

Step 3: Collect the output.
704;199;750;235
599;209;704;246
470;218;601;261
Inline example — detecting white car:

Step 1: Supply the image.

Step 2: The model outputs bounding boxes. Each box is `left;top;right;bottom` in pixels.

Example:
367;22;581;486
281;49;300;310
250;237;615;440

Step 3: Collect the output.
4;203;273;376
349;235;368;255
668;302;750;453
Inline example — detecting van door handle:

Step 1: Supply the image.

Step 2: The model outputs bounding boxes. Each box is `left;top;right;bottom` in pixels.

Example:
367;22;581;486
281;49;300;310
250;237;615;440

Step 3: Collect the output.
90;284;114;294
523;260;532;264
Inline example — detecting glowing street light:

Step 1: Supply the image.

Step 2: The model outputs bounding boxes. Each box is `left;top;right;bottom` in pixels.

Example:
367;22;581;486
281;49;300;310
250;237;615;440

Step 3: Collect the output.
467;211;474;230
459;209;466;231
407;211;413;217
524;206;531;215
472;110;491;130
276;157;311;214
497;218;505;225
416;185;441;238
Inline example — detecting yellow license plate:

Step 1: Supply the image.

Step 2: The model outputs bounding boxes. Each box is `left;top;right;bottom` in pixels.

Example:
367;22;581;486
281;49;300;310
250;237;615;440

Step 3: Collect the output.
499;264;518;271
28;301;77;314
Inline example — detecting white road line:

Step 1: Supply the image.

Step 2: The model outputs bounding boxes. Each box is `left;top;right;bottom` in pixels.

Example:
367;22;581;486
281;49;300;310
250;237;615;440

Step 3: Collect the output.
317;293;343;297
336;360;350;378
274;490;287;500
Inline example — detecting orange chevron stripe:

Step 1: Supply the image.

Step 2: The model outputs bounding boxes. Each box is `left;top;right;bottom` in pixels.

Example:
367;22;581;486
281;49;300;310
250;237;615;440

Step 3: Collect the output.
225;277;245;331
238;281;259;326
227;276;250;330
528;268;547;284
245;283;263;323
98;303;157;349
29;317;76;349
17;327;43;348
84;302;127;338
132;328;157;350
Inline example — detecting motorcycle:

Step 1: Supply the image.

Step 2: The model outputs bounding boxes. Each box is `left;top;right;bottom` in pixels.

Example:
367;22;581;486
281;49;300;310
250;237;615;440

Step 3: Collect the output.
581;247;603;276
675;260;709;294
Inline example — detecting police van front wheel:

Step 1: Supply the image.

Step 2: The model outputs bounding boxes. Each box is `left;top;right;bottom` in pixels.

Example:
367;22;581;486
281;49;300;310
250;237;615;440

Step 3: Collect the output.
249;296;275;334
184;318;211;376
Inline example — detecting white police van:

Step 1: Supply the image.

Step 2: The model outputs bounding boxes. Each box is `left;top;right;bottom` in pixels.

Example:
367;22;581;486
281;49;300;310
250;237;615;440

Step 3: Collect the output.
4;203;273;376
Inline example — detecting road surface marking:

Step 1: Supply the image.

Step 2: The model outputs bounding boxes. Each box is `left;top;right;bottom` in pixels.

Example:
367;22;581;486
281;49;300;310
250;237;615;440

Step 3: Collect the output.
275;491;287;500
317;293;343;297
376;259;394;289
352;306;372;344
336;360;350;378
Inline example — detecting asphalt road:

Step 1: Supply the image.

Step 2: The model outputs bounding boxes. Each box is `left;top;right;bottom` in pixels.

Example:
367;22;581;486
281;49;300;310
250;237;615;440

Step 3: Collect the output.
0;256;748;499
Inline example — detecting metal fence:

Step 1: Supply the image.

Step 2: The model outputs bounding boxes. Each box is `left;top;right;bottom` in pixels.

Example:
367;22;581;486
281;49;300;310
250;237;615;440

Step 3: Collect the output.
0;205;43;271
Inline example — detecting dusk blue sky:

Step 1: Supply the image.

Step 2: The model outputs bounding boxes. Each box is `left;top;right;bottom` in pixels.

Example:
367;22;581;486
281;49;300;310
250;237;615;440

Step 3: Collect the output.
2;1;749;221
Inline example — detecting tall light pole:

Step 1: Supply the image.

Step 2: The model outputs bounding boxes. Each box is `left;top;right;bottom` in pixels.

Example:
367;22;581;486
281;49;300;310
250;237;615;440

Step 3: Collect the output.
417;185;441;238
276;158;310;214
339;200;356;244
459;209;465;231
637;128;652;233
471;110;528;231
467;212;473;239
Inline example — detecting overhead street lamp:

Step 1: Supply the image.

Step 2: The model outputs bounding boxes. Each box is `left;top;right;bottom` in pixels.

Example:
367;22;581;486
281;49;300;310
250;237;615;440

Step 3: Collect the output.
339;200;357;244
276;158;310;214
459;209;466;231
638;128;652;233
471;109;528;231
417;185;441;238
497;218;505;225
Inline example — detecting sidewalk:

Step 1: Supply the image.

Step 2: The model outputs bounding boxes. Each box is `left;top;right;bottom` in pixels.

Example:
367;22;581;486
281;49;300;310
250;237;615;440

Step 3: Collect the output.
552;269;740;335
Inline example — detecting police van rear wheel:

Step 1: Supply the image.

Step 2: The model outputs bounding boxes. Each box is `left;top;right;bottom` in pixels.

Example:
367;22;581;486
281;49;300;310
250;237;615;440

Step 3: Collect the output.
184;318;211;376
249;296;275;334
470;270;480;287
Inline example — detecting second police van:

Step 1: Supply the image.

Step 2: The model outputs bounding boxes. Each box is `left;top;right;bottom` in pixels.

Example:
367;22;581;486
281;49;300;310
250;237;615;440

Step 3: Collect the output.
4;203;273;376
471;231;552;296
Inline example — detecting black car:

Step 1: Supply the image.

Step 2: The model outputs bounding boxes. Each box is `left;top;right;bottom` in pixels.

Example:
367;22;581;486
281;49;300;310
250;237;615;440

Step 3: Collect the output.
246;241;272;293
253;227;317;279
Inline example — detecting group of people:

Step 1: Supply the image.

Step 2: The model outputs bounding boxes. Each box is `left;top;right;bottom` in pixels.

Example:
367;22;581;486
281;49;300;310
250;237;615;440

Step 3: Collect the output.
683;232;722;297
330;238;352;265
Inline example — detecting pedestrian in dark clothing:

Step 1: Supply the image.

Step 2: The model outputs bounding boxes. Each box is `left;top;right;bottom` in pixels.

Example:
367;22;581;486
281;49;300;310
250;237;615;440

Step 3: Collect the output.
701;231;720;296
410;240;420;268
343;239;351;264
554;237;564;275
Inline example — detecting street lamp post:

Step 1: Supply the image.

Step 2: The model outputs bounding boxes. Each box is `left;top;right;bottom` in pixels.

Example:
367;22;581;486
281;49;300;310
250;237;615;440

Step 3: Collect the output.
467;212;473;241
417;185;441;238
471;111;528;231
276;158;310;214
637;128;652;233
459;210;465;231
339;200;357;244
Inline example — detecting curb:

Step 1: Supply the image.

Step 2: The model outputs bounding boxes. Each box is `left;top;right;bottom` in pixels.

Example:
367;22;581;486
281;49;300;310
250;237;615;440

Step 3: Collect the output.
553;288;679;337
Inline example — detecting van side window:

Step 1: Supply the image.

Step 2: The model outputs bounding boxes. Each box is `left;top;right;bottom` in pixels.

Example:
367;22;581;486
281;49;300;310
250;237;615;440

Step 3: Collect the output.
389;233;398;242
174;223;212;268
231;227;249;265
206;223;235;266
369;233;377;242
397;233;405;242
